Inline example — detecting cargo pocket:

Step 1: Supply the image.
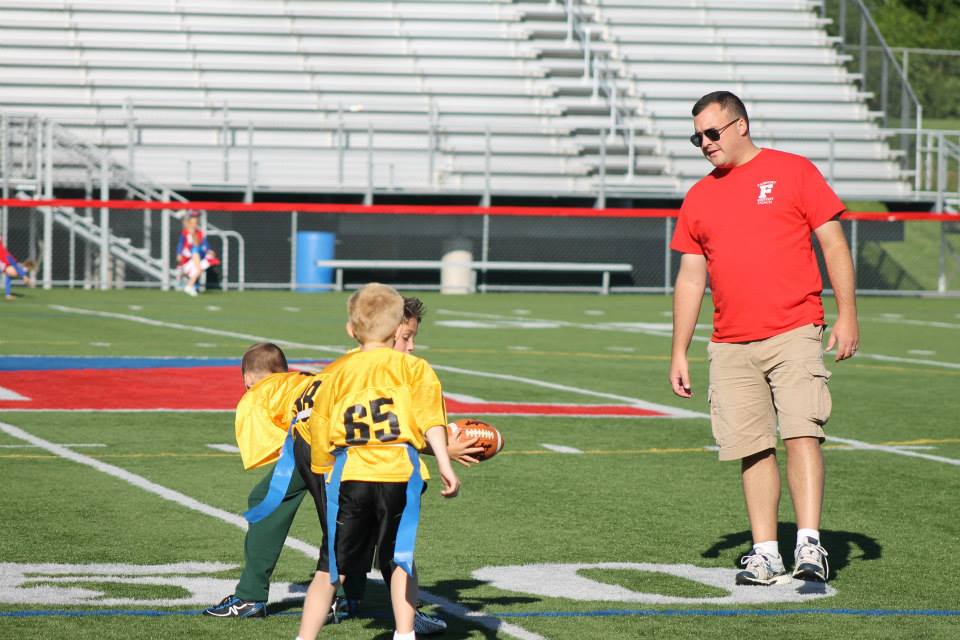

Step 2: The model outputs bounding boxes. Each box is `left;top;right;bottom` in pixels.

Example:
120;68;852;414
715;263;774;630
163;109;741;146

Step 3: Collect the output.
805;361;833;425
708;385;724;446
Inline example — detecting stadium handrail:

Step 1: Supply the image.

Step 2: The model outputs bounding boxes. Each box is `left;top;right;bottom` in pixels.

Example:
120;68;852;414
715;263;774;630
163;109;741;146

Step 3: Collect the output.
0;198;956;221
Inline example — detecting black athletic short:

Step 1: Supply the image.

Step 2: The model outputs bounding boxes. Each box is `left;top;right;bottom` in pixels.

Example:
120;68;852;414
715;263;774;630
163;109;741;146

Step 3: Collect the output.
319;480;410;579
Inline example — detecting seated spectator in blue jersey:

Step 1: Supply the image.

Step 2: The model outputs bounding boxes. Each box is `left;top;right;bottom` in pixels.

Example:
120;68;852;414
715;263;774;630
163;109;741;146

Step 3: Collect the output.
176;211;220;297
0;237;35;300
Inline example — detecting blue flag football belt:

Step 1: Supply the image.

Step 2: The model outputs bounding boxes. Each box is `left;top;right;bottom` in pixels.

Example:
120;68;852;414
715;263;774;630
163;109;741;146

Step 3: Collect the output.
242;415;299;524
326;444;423;584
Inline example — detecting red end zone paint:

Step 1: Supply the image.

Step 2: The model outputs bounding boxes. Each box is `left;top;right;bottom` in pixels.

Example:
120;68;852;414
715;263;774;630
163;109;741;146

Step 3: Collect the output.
0;367;243;410
0;365;669;417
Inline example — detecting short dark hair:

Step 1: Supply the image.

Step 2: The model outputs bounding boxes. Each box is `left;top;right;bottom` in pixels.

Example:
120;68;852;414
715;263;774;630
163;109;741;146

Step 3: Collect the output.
241;342;288;376
692;91;749;128
403;296;425;323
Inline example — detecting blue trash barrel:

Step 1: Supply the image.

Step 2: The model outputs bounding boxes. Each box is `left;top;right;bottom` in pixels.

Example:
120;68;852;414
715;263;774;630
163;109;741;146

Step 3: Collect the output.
296;231;336;292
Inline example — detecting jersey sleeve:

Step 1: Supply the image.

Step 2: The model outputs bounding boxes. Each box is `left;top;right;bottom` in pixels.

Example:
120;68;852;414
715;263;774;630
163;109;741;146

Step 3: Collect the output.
670;199;703;255
800;159;845;230
409;360;447;437
308;378;336;474
234;392;287;470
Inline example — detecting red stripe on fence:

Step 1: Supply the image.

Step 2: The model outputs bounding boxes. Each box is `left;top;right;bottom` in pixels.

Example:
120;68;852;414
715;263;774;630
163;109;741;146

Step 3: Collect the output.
0;198;956;221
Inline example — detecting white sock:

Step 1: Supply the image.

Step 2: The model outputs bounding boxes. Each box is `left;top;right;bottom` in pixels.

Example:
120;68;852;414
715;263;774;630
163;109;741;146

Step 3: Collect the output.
797;528;820;546
753;540;780;558
394;632;415;640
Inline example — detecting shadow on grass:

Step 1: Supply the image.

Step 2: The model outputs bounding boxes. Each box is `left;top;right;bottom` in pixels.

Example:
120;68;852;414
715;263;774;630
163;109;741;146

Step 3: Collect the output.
266;578;531;639
702;525;882;580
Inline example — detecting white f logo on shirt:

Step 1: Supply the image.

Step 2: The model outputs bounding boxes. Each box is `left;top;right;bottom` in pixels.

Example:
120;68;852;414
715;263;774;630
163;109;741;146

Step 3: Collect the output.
757;181;776;205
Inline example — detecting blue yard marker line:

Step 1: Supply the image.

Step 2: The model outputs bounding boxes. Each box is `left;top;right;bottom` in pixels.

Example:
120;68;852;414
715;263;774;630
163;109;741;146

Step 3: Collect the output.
495;608;960;619
2;607;959;619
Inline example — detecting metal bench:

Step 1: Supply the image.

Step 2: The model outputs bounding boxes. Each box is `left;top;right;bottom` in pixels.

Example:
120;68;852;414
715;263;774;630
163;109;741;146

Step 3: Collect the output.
314;259;633;294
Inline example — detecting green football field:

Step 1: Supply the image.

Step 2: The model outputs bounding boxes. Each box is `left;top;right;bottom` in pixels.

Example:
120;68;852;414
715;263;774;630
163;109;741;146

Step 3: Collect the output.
1;289;958;639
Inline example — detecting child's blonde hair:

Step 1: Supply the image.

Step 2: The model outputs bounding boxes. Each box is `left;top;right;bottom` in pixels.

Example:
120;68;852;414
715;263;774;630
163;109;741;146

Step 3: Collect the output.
347;282;405;343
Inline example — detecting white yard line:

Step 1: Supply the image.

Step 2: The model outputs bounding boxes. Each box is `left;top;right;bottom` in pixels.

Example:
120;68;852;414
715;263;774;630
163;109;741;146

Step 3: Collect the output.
50;304;707;419
431;364;707;419
0;443;105;449
439;309;960;371
47;305;960;470
0;419;544;640
540;444;584;454
48;305;347;355
827;436;960;466
206;444;240;453
0;422;546;640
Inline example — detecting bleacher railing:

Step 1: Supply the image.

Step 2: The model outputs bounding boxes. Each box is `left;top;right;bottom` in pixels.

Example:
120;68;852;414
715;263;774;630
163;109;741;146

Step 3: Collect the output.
2;199;958;297
822;0;925;188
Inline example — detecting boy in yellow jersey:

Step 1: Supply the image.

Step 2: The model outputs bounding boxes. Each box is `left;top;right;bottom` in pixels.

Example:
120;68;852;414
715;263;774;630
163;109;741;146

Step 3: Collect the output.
205;299;478;626
297;283;459;640
203;342;317;618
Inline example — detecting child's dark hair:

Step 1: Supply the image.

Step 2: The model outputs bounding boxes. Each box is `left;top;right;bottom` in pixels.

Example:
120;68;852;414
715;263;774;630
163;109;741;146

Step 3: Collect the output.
403;296;425;323
241;342;288;376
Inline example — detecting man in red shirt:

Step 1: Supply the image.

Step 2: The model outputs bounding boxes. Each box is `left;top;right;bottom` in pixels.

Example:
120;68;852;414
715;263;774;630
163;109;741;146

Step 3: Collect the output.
669;91;859;586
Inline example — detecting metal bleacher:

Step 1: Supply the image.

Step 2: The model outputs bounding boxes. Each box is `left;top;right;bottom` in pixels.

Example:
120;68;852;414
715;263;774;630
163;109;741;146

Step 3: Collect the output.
0;0;915;201
589;0;914;198
0;0;672;199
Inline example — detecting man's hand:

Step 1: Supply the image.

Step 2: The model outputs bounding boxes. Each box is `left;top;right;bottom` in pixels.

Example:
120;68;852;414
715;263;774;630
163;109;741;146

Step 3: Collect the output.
447;436;483;468
669;354;694;398
826;314;859;361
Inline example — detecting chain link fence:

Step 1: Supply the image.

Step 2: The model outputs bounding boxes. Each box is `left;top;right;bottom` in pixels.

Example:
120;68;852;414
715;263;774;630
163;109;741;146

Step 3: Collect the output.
2;202;958;296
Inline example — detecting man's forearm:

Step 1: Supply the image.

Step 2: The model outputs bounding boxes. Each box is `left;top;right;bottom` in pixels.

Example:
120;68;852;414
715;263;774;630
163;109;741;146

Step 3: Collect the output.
823;244;857;317
672;280;705;356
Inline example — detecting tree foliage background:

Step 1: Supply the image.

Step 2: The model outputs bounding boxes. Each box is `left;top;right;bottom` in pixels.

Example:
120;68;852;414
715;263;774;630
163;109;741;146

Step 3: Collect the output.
865;0;960;120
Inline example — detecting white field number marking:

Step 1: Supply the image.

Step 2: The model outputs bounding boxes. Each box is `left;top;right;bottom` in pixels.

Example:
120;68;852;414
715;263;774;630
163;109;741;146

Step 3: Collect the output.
0;386;29;401
473;562;837;605
0;562;304;607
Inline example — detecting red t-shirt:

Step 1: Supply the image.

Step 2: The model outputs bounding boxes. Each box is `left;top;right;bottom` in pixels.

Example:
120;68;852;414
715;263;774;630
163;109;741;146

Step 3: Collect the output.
671;148;845;343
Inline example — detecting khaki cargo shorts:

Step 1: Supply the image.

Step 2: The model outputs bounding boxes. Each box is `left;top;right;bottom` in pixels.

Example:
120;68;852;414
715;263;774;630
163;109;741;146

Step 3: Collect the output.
707;323;832;461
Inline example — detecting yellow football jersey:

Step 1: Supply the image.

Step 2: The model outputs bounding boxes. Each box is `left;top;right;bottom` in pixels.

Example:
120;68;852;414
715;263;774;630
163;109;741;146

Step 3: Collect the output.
289;350;360;443
309;348;447;482
234;371;315;470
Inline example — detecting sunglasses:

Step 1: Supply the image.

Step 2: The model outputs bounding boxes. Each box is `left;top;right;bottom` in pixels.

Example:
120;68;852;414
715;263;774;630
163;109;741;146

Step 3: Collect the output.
689;118;740;147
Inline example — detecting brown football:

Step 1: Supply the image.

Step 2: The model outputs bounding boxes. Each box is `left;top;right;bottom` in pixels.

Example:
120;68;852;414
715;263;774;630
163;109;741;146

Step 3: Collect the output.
447;418;504;461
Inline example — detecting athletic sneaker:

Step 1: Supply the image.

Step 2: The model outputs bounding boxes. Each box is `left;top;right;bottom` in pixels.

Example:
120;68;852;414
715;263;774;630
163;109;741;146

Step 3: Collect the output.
414;608;447;635
793;537;830;582
735;551;787;586
202;595;266;618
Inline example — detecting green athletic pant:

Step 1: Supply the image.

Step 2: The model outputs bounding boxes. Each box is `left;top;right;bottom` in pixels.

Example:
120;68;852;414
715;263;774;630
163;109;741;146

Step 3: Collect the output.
234;434;368;603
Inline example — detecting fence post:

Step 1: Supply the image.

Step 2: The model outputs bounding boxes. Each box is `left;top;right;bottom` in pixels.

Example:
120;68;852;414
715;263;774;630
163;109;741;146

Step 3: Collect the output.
337;105;345;187
880;55;889;129
938;222;947;293
828;132;836;184
365;123;373;205
596;128;606;208
565;0;574;45
99;158;110;290
245;122;254;203
664;216;673;294
582;27;591;82
482;126;492;207
160;190;170;292
43;120;53;289
858;12;867;93
0;114;7;243
850;219;859;279
290;210;298;291
901;49;910;165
